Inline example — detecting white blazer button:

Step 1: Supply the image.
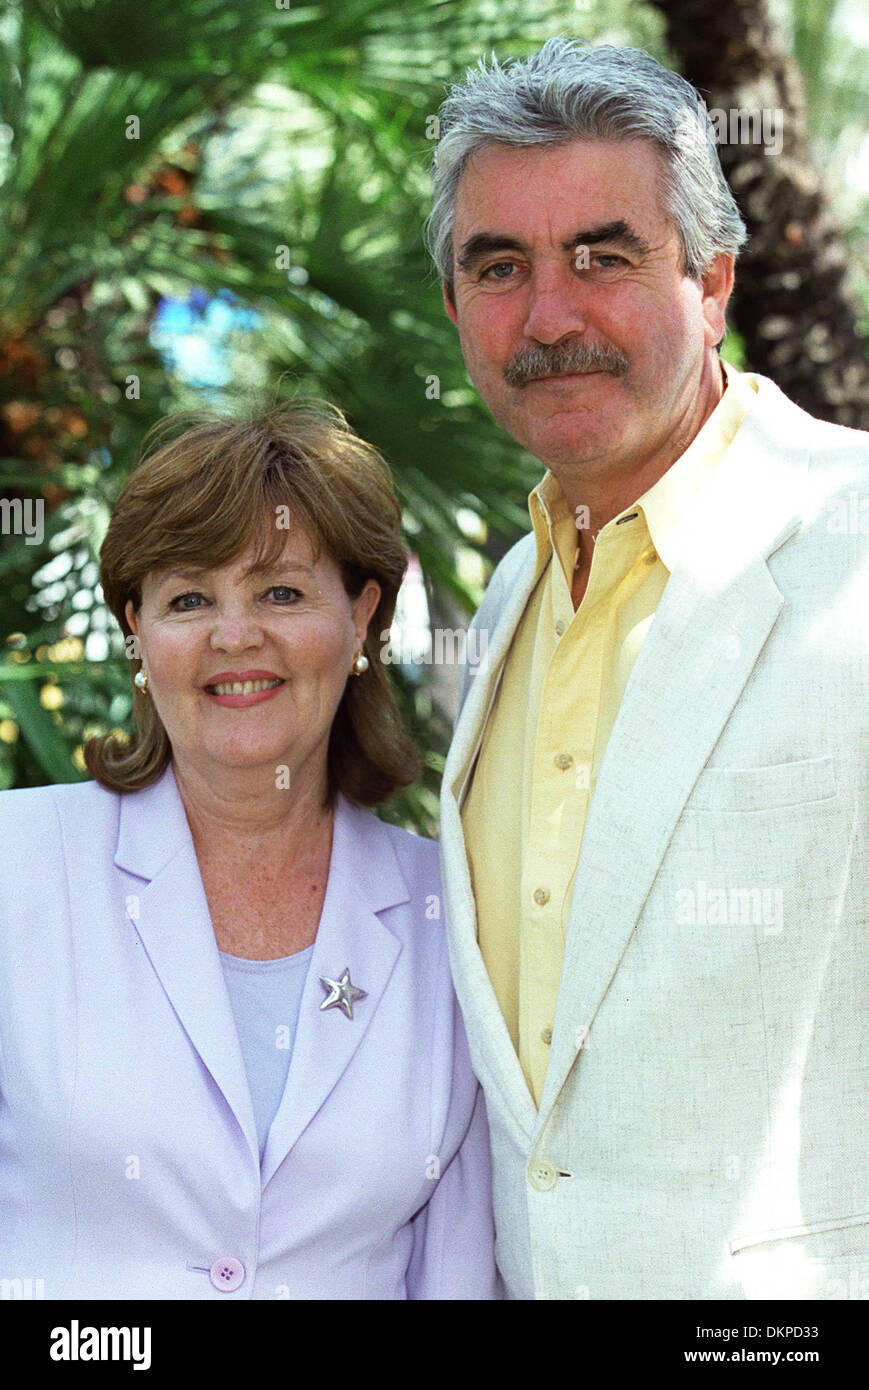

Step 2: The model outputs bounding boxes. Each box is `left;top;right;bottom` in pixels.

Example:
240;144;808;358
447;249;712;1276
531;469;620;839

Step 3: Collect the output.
209;1256;245;1292
528;1160;558;1191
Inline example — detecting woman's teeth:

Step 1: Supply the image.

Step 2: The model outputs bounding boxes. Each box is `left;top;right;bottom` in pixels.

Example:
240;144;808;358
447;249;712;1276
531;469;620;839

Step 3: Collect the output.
210;678;282;695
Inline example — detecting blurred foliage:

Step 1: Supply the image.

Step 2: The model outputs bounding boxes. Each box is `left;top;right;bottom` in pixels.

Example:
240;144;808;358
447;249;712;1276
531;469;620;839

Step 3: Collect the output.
0;0;866;832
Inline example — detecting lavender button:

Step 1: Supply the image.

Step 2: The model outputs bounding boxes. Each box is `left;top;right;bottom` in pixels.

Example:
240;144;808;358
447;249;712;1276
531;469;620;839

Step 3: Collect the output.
209;1256;245;1292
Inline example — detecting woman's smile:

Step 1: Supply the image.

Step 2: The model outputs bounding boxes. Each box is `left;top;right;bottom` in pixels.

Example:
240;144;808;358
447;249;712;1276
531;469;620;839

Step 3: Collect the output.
202;668;287;708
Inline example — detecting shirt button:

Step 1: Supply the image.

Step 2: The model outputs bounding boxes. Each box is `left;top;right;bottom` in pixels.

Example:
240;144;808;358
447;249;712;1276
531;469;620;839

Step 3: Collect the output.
209;1256;245;1292
554;619;566;636
533;888;550;906
554;753;573;770
528;1159;558;1191
541;1025;553;1044
645;549;658;564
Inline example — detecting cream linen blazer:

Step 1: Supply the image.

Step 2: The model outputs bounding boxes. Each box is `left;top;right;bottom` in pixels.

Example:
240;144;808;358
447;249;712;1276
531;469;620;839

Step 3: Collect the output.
439;374;869;1300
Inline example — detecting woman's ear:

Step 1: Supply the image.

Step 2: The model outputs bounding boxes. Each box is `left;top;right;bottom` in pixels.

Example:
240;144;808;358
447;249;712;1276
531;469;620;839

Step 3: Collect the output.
124;600;144;666
353;579;381;643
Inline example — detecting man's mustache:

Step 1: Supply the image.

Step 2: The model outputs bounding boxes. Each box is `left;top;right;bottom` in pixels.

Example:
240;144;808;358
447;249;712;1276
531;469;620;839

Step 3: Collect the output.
504;339;629;388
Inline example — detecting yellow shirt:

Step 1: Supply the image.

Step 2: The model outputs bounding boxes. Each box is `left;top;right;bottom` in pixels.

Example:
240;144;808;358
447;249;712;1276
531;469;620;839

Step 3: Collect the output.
461;364;760;1106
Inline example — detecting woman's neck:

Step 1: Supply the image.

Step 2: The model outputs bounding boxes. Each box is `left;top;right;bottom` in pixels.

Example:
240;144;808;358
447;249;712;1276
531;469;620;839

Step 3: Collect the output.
171;755;333;864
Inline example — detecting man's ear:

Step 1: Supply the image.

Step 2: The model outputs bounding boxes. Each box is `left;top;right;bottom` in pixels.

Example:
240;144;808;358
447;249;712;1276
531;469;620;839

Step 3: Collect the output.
700;253;735;348
442;278;458;326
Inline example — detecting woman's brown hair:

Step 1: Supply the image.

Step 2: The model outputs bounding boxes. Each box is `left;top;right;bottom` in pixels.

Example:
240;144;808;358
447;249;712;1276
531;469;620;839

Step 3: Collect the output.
85;397;421;805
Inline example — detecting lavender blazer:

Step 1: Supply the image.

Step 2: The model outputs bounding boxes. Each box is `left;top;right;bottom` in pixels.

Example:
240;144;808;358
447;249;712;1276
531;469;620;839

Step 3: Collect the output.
0;766;498;1299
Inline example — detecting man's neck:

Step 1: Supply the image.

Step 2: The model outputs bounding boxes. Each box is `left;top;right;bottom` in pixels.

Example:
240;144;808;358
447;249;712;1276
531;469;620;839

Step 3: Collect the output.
560;354;727;575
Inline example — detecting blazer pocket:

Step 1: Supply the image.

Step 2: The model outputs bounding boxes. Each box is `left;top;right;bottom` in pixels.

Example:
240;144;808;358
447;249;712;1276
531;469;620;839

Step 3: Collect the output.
730;1212;869;1262
689;755;838;813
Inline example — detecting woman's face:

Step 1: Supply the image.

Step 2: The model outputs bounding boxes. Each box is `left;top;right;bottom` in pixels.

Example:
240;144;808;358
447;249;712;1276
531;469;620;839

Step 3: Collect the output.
125;524;380;792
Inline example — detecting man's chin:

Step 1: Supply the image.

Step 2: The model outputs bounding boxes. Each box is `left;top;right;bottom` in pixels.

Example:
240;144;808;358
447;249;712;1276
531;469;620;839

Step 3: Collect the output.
513;406;618;467
517;397;614;444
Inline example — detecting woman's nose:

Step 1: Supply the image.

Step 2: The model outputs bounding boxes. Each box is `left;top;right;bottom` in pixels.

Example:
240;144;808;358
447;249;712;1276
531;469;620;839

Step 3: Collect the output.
208;610;265;652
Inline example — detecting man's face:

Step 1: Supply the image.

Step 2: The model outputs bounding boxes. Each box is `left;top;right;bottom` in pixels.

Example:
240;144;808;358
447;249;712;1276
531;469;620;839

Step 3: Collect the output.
444;138;731;479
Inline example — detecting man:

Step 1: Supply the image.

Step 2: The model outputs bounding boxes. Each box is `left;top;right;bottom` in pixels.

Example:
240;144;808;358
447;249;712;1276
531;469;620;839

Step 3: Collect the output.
430;37;869;1299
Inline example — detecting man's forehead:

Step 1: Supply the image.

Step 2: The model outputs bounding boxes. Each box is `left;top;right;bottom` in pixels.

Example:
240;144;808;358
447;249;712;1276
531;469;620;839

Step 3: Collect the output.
452;136;668;234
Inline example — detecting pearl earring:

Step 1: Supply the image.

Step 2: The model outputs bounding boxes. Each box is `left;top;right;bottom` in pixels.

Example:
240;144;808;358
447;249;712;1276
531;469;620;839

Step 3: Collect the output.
134;668;149;693
352;652;369;676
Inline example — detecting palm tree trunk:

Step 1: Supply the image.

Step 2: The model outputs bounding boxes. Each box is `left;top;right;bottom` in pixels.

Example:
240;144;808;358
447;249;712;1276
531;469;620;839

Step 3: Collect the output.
649;0;869;429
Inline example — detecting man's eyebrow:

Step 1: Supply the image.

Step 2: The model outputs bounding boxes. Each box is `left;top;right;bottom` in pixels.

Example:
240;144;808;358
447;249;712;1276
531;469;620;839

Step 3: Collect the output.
456;221;650;274
562;221;650;257
456;233;529;273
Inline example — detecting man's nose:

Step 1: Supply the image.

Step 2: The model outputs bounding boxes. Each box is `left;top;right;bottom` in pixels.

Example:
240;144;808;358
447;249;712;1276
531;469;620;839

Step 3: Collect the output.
522;261;590;344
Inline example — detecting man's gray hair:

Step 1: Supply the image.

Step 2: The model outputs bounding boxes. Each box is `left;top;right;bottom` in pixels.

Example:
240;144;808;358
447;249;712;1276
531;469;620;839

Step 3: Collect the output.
426;37;748;297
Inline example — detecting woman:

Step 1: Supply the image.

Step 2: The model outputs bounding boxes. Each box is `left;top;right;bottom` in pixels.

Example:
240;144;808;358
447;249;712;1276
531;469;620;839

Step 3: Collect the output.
0;399;498;1299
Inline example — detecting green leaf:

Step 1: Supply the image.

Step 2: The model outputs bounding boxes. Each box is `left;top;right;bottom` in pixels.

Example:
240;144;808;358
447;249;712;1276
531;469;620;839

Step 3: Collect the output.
0;672;84;782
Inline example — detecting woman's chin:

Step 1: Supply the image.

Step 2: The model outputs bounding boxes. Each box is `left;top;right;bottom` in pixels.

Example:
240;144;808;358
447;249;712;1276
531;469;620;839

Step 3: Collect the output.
178;739;299;778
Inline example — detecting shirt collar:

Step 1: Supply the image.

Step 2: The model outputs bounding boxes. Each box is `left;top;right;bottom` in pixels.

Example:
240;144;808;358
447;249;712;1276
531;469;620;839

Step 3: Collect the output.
636;361;759;572
529;468;575;581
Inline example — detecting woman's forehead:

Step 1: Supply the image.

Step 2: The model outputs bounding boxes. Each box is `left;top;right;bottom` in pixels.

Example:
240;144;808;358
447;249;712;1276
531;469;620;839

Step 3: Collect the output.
143;529;332;586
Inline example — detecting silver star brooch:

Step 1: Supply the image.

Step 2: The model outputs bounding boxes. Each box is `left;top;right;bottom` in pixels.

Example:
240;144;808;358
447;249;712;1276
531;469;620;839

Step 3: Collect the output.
319;967;367;1020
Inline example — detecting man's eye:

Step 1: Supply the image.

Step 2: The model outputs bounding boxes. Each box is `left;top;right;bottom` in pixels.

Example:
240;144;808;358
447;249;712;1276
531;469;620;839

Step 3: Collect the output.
481;261;516;281
591;254;627;269
169;592;206;611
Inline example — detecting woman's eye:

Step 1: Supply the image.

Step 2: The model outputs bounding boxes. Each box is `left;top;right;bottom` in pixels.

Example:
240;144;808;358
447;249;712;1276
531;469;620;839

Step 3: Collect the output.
170;592;206;611
268;585;302;602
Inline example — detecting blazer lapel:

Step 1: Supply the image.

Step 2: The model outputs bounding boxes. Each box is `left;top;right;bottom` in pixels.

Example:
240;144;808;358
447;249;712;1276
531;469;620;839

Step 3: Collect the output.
115;766;259;1164
259;796;406;1188
536;383;809;1129
448;544;539;808
441;546;542;1145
